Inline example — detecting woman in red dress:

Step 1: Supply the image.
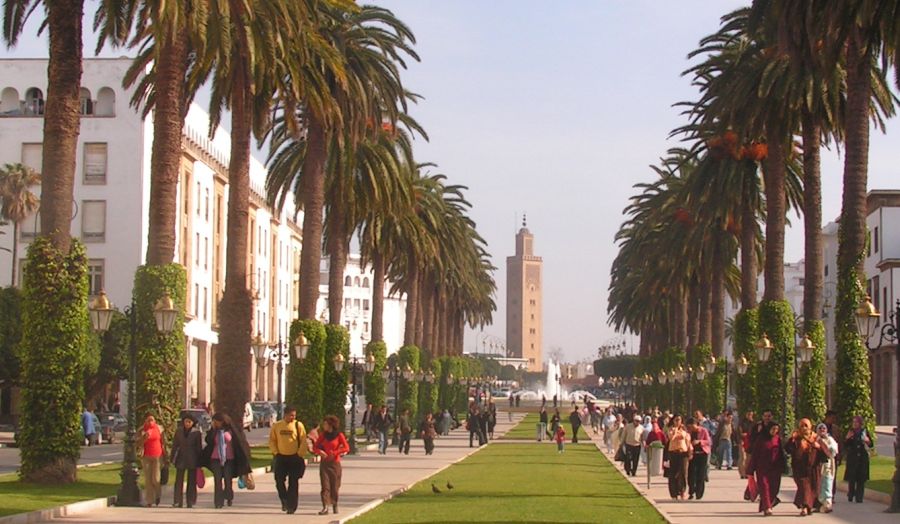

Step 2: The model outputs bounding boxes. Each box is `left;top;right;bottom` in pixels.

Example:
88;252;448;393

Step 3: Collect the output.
314;415;350;515
748;422;785;516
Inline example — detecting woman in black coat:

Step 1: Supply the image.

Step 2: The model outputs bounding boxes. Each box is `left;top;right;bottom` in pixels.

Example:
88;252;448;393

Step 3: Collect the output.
170;414;203;508
202;413;252;508
842;415;874;503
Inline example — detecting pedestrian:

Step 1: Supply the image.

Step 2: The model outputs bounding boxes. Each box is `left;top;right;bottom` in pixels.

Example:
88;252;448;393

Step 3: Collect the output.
610;413;625;455
313;415;349;515
267;406;308;514
441;409;452;436
623;415;645;477
738;410;755;479
550;410;561;441
569;407;582;444
843;415;873;503
554;424;566;453
712;412;737;470
644;417;668;476
170;414;203;508
601;408;616;453
479;407;490;444
515;394;521;408
81;407;96;447
140;413;164;507
538;407;549;442
590;405;601;435
361;403;373;441
398;408;412;454
640;415;653;464
487;402;497;439
747;421;785;516
815;422;838;513
686;417;711;500
552;393;558;408
467;406;481;447
823;409;841;497
420;412;437;455
372;405;392;455
785;418;819;516
204;413;251;509
666;415;691;501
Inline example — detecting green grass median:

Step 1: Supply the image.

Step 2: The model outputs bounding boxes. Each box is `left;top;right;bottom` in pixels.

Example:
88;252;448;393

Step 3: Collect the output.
502;412;589;442
349;442;665;524
838;455;894;495
0;463;120;517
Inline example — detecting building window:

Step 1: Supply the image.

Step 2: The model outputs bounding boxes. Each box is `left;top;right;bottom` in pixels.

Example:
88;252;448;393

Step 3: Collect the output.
24;87;43;116
193;284;199;318
364;322;369;333
362;277;370;288
824;265;829;277
874;226;879;254
344;276;352;287
81;200;106;242
195;233;200;266
95;87;116;117
79;88;93;115
799;278;805;286
196;182;201;216
203;287;208;321
21;143;42;173
354;277;360;287
83;143;107;184
353;299;361;310
363;299;370;311
87;260;104;295
204;237;209;269
344;298;351;308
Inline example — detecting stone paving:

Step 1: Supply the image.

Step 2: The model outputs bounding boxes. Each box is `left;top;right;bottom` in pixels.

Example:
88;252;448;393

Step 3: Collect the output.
48;413;524;523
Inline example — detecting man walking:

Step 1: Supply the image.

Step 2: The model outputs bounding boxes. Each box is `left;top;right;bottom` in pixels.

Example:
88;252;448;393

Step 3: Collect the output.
686;417;711;500
361;403;373;441
623;415;645;476
268;406;308;514
373;405;393;455
569;407;583;444
81;406;96;446
397;409;412;455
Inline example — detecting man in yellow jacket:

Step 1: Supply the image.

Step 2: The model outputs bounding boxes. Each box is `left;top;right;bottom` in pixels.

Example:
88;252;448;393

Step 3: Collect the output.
269;406;308;514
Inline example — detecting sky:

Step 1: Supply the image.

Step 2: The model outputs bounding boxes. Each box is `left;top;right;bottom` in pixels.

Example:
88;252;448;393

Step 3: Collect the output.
3;1;898;364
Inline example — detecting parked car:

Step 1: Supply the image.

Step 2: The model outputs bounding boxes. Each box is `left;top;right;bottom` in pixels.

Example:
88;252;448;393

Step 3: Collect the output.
179;409;213;433
250;402;277;428
97;412;127;444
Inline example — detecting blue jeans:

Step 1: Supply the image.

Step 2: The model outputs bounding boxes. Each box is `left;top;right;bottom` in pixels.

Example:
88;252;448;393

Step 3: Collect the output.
378;429;389;454
716;439;732;468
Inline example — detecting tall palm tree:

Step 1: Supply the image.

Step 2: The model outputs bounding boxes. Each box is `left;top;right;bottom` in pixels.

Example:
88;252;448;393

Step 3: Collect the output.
0;163;40;286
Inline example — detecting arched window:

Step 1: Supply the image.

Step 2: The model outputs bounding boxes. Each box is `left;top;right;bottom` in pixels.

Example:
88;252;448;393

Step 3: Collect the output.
79;88;93;115
362;277;370;288
95;87;116;117
24;88;43;116
344;275;352;287
1;87;20;114
354;277;360;287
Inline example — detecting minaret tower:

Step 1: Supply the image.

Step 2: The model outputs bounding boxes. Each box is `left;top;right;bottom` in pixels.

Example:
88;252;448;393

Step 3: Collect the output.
506;215;543;371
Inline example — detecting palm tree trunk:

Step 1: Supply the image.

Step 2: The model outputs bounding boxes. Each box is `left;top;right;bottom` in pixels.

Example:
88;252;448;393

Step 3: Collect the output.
326;205;347;325
371;250;385;342
297;117;327;319
145;29;188;265
801;112;823;325
762;135;787;301
711;241;725;358
740;164;758;310
39;0;84;252
674;287;688;348
687;280;699;348
414;273;425;347
11;221;18;286
403;260;419;346
699;277;712;347
421;276;434;353
214;69;253;420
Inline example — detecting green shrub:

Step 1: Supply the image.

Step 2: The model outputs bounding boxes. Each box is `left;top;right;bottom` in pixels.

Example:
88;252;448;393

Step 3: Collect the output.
364;341;387;409
834;266;876;439
288;319;326;428
733;308;759;413
397;345;420;420
84;311;129;408
690;343;723;415
133;264;186;445
0;287;23;386
18;238;90;483
322;325;350;424
418;359;442;418
757;300;795;430
797;320;826;422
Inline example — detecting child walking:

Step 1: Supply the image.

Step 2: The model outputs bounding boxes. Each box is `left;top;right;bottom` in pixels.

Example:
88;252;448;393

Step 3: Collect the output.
555;425;566;453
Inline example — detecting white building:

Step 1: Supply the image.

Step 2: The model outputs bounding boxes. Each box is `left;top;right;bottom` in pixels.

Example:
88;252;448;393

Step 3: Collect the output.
315;254;407;358
0;58;303;415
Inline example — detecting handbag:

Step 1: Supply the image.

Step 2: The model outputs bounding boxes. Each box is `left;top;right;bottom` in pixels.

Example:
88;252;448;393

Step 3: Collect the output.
614;445;626;462
237;475;246;489
744;475;758;501
242;472;256;490
160;465;169;486
195;468;206;489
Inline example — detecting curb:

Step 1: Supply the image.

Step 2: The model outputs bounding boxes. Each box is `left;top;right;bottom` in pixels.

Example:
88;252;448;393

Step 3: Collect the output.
0;496;116;524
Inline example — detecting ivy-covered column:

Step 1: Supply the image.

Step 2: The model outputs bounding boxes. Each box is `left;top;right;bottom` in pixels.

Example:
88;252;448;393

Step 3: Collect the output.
288;319;326;428
733;308;759;413
364;341;387;409
18;238;90;483
322;325;350;421
833;271;875;437
757;300;795;430
797;320;826;422
397;345;420;421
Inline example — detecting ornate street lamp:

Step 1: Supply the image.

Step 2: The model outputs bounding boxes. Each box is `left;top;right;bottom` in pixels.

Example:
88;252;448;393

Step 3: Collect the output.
90;290;176;507
796;334;815;364
854;295;880;343
293;333;310;360
695;365;707;381
736;355;749;376
755;333;774;363
339;353;375;455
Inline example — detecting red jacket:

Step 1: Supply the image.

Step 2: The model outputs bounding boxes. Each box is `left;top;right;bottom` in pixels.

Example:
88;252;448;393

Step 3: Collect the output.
314;432;350;463
142;422;163;458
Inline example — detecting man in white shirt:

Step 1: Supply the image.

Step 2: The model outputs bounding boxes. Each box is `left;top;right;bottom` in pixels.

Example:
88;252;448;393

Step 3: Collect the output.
601;408;616;453
623;415;645;476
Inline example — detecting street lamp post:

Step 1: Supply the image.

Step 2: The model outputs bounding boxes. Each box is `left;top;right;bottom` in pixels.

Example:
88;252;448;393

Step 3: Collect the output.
334;353;375;455
856;297;899;513
252;334;309;420
381;365;403;444
89;290;177;507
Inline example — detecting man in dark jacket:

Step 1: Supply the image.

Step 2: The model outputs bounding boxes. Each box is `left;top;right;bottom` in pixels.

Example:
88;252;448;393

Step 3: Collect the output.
372;405;393;455
398;409;412;455
569;407;582;444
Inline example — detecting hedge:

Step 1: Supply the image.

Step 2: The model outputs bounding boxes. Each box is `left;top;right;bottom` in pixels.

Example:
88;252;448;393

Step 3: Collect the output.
733;308;759;413
797;319;826;423
397;345;421;420
757;300;795;431
288;319;326;428
0;286;22;386
690;343;723;415
364;341;387;409
418;358;441;419
18;238;90;483
133;264;186;445
84;311;129;409
322;324;350;425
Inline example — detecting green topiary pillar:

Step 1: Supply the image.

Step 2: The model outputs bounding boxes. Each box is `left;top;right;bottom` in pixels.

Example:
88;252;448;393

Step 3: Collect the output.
364;341;387;409
733;308;759;413
288;319;326;428
797;320;826;422
757;300;795;430
397;345;420;421
834;269;876;438
322;324;350;423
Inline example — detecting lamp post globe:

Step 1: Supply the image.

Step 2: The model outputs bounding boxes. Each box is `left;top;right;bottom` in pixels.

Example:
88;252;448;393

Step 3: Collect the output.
365;353;376;373
796;334;816;364
755;333;774;362
333;352;345;373
293;333;309;360
736;355;749;376
153;292;178;334
88;290;114;333
855;295;880;342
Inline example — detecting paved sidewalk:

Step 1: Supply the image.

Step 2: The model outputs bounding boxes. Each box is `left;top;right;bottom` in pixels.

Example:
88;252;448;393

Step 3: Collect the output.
594;434;896;523
50;412;524;523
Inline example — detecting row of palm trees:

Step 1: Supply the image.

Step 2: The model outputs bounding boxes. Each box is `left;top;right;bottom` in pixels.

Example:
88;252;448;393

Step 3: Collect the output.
608;1;899;432
3;0;495;479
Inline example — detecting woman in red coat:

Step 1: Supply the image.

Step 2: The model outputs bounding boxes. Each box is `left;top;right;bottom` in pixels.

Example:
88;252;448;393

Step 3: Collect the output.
747;422;785;516
314;415;350;515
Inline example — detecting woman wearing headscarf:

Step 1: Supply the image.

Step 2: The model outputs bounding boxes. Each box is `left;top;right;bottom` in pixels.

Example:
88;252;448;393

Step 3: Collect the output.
610;413;625;456
644;416;668;477
314;415;349;515
784;418;819;516
203;413;251;509
747;422;785;516
666;415;691;500
816;422;839;513
140;413;164;507
170;413;203;508
843;415;873;503
640;415;653;465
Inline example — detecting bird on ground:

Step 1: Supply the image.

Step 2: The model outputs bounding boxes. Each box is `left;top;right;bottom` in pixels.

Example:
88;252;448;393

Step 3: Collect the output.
431;483;442;494
446;481;454;490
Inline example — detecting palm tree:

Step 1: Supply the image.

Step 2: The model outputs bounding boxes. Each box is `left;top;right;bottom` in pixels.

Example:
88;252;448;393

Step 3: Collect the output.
3;0;83;252
0;163;40;286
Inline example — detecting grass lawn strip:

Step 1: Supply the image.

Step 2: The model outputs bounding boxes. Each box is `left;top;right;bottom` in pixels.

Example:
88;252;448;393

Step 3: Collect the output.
349;442;665;524
501;412;588;442
837;455;893;495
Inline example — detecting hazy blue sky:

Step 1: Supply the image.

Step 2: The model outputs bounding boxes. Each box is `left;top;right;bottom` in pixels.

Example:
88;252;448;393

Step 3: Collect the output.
4;1;898;363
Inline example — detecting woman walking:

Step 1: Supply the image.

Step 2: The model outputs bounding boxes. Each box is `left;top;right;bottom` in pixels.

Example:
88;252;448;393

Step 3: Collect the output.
784;418;819;516
420;412;437;455
748;422;785;516
843;415;873;503
666;415;691;501
816;422;839;513
314;415;349;515
170;414;203;508
140;414;164;507
203;413;251;509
